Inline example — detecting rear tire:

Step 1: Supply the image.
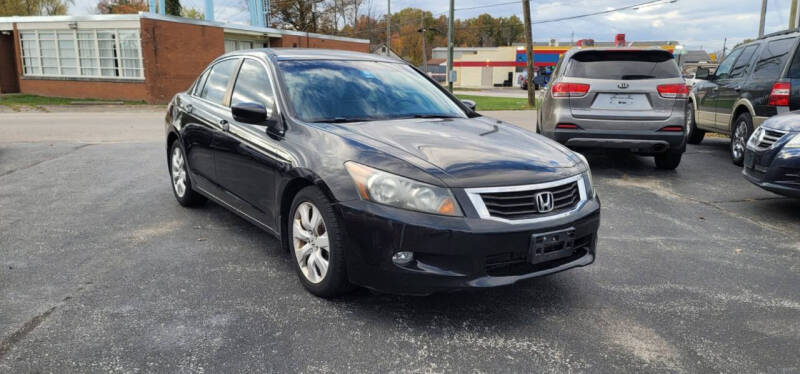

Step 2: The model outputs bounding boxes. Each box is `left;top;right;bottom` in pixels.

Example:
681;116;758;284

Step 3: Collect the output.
730;113;753;166
169;141;206;207
686;102;705;145
289;186;353;298
654;150;682;170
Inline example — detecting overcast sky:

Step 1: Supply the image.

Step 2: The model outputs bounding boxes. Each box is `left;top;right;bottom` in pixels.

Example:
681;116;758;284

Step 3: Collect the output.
68;0;792;52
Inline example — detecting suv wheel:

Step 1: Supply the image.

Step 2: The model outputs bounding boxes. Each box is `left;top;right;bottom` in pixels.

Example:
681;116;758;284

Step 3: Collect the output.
289;186;352;298
685;102;705;144
654;150;682;170
730;113;753;166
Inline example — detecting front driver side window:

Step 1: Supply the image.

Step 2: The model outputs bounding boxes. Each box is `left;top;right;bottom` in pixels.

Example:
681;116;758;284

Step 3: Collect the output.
231;59;275;111
715;48;743;80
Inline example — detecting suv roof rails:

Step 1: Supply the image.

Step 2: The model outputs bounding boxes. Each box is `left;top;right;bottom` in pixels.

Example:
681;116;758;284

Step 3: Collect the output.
758;28;800;41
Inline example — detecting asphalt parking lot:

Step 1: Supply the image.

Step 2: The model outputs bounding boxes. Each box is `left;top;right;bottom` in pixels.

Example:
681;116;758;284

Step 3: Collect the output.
1;110;799;373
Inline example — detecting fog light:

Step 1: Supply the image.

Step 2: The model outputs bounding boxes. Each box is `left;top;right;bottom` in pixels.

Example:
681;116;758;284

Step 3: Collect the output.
392;251;414;264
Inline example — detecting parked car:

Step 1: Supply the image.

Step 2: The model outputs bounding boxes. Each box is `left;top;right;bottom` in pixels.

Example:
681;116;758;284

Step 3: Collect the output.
688;29;800;165
166;49;600;297
743;111;800;197
537;47;689;169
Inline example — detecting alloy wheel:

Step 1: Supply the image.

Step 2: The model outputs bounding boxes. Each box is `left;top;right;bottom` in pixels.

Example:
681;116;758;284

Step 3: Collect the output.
171;147;187;198
292;202;330;284
732;120;747;160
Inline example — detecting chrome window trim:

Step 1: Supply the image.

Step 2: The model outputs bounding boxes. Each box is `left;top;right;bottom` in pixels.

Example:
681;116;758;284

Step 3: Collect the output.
465;174;587;225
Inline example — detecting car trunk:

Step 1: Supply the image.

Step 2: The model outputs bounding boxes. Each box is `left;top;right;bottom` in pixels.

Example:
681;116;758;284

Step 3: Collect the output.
565;50;684;121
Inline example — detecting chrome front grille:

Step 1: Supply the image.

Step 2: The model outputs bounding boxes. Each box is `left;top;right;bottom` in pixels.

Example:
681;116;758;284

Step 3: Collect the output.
755;128;788;149
465;175;587;224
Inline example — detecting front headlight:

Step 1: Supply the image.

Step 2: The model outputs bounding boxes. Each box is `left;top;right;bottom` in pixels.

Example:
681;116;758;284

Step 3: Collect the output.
344;162;462;216
575;152;595;199
748;127;764;148
786;133;800;148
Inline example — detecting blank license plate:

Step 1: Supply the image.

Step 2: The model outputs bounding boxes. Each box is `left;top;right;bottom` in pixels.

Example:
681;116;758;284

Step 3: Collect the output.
591;93;651;110
529;228;575;264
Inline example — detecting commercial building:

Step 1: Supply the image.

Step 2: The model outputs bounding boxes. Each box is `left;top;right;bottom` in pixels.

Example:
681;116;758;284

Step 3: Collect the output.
0;13;369;103
431;36;680;88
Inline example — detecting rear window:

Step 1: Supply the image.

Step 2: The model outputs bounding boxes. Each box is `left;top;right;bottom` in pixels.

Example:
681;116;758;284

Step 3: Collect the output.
564;50;681;80
752;37;796;80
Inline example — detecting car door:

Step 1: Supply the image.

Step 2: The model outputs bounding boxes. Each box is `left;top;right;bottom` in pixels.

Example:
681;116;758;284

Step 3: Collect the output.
180;58;240;185
212;58;283;227
714;44;759;132
694;48;741;129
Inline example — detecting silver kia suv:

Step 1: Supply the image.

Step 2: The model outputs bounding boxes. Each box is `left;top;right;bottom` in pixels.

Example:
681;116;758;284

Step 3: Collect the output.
537;48;689;169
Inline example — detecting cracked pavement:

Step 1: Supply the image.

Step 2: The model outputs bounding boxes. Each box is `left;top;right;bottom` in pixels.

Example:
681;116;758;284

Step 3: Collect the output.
0;111;798;373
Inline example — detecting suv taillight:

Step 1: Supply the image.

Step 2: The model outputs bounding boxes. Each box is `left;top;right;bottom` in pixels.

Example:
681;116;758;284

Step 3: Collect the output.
657;84;690;99
769;82;791;106
551;83;590;98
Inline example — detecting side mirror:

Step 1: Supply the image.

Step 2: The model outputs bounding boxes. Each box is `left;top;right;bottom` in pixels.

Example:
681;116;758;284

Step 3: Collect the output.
232;101;283;133
461;99;476;111
232;102;267;124
695;67;710;80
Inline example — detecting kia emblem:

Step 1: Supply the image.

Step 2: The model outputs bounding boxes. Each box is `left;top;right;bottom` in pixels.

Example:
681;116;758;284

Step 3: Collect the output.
618;82;629;89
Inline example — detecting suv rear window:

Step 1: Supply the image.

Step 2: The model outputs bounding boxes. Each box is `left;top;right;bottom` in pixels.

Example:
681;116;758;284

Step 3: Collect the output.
565;50;681;80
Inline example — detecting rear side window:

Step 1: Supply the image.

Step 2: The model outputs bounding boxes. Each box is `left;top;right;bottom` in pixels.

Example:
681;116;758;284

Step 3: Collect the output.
564;50;680;80
752;38;796;80
729;44;759;78
200;59;239;105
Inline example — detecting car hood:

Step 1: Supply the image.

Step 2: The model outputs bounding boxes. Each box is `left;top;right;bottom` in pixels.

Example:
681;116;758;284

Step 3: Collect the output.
328;116;582;187
761;111;800;132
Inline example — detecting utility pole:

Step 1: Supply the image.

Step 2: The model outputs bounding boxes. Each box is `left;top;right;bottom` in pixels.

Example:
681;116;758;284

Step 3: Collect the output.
447;0;454;92
722;37;727;60
522;0;535;107
386;0;391;51
421;10;427;74
792;0;800;29
759;0;767;37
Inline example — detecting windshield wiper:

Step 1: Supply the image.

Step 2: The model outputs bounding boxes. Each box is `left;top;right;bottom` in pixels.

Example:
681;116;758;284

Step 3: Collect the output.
311;117;373;123
405;114;460;119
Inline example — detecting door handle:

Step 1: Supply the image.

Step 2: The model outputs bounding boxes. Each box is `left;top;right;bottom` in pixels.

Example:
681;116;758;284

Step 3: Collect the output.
184;104;193;113
219;119;229;131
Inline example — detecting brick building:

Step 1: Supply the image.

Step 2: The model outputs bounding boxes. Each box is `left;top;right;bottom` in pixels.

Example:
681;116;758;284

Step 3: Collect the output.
0;13;369;103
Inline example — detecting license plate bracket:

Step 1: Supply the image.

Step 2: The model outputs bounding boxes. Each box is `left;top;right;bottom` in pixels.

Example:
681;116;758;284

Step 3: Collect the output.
529;228;576;265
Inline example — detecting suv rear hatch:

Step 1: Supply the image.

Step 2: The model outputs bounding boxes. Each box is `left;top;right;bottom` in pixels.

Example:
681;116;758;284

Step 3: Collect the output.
564;49;685;121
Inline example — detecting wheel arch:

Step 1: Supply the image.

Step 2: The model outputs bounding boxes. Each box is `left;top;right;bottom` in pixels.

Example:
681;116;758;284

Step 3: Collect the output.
278;172;338;252
729;100;756;132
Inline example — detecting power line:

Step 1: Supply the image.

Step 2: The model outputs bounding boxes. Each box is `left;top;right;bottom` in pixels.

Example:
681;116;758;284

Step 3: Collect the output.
533;0;678;25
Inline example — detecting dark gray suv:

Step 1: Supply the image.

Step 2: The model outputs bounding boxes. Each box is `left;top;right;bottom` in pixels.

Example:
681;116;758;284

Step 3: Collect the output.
537;48;689;169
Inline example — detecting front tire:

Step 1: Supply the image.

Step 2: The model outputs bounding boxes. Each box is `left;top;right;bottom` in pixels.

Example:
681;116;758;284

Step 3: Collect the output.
686;102;705;144
654;150;682;170
730;113;753;166
169;141;206;207
289;186;352;298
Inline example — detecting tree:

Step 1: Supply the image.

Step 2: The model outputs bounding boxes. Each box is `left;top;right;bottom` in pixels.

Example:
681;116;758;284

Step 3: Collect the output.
166;0;180;16
97;0;148;14
0;0;73;16
181;7;203;20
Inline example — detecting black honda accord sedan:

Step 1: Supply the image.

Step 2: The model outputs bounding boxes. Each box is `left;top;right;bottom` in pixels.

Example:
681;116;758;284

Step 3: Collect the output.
744;112;800;198
165;49;600;297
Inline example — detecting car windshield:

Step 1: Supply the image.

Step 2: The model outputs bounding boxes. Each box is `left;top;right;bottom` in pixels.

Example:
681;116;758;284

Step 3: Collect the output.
277;60;467;123
565;50;681;80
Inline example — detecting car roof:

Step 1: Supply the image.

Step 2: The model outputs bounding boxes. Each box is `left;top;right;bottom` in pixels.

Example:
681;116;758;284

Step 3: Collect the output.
223;48;401;63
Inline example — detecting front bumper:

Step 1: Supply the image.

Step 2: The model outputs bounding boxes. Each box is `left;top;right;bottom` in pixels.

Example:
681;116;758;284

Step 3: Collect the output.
743;143;800;198
334;196;601;295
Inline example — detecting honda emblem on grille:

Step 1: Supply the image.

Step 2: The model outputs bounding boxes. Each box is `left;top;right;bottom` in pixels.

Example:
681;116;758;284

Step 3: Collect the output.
535;191;555;213
618;82;629;89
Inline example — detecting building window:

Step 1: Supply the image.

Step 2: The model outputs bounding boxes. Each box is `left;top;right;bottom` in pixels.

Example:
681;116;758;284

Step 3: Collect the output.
19;29;144;80
224;39;264;52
